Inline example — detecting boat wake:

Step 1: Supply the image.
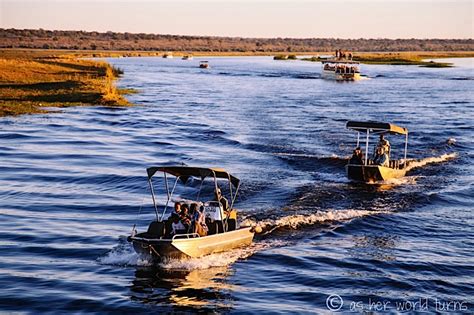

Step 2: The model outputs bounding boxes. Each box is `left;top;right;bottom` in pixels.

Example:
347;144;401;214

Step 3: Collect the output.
242;208;383;235
99;208;381;270
379;175;421;186
98;237;153;267
406;153;457;172
98;237;286;270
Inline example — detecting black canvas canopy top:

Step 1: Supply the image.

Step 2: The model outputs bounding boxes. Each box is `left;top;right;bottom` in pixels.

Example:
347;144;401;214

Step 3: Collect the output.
346;121;408;135
146;166;240;188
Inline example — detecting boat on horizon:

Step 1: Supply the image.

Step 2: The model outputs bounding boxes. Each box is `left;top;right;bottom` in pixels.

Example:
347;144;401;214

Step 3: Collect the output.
322;59;361;81
163;52;174;58
127;166;254;261
182;55;193;60
321;50;361;81
345;121;409;183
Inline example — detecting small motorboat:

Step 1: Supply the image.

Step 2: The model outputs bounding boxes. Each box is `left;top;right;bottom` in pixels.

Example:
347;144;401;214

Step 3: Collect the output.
163;52;174;59
321;59;361;81
182;55;193;60
321;50;361;81
127;166;254;261
345;121;409;183
199;61;210;68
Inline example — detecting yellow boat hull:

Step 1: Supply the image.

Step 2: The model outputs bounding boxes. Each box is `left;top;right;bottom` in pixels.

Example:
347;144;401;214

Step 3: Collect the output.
131;227;254;260
346;164;406;183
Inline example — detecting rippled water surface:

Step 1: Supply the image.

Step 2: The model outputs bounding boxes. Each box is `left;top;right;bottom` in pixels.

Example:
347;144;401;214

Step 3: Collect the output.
1;57;473;313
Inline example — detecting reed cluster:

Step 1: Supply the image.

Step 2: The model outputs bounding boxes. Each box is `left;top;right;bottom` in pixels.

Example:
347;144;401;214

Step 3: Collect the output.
0;50;131;116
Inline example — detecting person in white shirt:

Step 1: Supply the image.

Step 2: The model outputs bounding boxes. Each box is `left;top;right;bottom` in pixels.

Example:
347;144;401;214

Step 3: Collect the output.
171;215;186;235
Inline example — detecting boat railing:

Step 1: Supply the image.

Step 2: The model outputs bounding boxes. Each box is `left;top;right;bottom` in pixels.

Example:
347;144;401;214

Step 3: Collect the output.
172;233;200;240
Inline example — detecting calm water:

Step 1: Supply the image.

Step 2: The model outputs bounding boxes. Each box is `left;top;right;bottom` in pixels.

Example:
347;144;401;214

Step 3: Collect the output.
1;57;473;313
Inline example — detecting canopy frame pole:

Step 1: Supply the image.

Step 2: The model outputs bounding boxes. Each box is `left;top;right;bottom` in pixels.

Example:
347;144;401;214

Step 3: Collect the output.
161;176;179;221
364;129;370;165
356;132;360;147
164;172;170;200
211;171;225;233
228;173;233;206
404;132;408;169
148;178;159;221
196;179;204;202
212;171;218;193
230;182;240;210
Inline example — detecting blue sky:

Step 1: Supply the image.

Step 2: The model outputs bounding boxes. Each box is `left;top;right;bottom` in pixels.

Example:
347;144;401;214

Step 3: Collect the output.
1;0;472;38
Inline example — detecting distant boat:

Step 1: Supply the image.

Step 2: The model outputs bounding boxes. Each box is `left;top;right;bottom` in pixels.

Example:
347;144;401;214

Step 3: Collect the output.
182;55;193;60
163;52;174;59
199;61;210;69
345;121;409;183
322;59;361;81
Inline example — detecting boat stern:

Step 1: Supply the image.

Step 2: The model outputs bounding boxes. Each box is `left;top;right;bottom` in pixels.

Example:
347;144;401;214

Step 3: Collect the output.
346;164;406;183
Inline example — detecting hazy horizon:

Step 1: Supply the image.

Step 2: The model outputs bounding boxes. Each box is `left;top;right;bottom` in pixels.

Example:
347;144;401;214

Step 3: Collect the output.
1;0;473;39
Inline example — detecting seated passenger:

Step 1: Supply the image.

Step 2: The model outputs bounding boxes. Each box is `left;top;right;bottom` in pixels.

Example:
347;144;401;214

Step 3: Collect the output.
169;202;181;222
349;147;363;165
376;134;390;156
373;147;389;167
194;205;208;237
165;202;182;238
188;203;199;233
179;204;192;231
174;201;181;215
171;215;186;235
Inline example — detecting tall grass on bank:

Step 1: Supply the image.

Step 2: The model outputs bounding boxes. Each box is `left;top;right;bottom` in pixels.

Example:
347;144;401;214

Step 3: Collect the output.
0;50;132;116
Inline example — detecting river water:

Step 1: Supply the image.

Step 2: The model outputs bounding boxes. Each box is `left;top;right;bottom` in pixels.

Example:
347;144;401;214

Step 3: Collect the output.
1;57;473;313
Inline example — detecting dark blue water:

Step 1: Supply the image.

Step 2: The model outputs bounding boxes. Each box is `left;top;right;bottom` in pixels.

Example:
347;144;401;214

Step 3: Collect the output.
1;56;473;313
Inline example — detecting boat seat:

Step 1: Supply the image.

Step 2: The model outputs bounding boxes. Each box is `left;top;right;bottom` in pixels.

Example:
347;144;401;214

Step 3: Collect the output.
147;221;165;238
227;218;236;231
206;220;225;235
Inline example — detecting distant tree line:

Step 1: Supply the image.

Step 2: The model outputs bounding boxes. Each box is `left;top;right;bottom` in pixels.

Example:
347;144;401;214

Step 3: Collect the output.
1;28;472;52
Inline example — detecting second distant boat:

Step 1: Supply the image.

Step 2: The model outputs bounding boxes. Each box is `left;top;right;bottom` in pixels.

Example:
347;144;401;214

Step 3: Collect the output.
199;61;210;69
163;52;174;58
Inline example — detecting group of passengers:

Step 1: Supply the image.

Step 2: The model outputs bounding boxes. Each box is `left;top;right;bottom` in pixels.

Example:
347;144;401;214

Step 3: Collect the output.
167;188;231;237
349;134;391;167
324;63;359;74
335;65;359;74
169;202;208;237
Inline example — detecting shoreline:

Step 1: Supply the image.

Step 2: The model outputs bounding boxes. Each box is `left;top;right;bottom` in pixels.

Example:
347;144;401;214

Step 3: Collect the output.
1;49;473;117
300;51;474;67
3;48;474;58
0;49;132;117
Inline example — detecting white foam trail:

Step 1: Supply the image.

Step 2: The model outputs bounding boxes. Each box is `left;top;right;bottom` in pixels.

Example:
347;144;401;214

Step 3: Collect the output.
100;209;383;270
380;175;421;186
98;237;286;270
98;241;153;267
242;209;382;234
405;153;457;172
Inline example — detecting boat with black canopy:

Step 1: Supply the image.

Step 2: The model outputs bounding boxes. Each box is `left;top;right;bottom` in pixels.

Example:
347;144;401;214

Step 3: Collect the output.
127;166;254;260
345;121;409;182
